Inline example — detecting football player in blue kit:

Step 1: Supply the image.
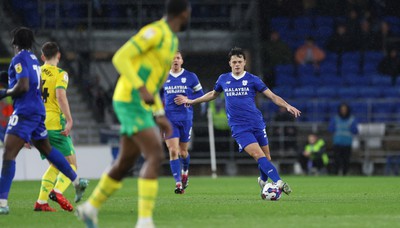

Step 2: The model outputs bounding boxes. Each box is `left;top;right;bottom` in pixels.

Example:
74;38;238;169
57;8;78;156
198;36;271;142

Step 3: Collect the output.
163;51;204;194
0;27;87;214
175;47;301;196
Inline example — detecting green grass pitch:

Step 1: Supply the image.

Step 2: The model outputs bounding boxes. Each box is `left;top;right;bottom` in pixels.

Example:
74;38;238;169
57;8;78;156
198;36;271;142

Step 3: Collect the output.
0;176;399;228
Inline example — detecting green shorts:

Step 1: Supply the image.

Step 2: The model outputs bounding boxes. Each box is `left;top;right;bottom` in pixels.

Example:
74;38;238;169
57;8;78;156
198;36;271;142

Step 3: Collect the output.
41;130;75;160
113;98;155;136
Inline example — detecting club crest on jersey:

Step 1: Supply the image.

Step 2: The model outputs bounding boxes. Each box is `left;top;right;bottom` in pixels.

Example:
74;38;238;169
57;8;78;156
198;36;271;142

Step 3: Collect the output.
15;63;22;73
181;78;187;83
242;80;248;86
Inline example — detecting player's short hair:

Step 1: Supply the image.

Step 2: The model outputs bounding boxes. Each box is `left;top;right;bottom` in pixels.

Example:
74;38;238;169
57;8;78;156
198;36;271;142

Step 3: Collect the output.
41;42;60;59
11;27;35;50
165;0;189;17
228;47;246;60
176;50;183;58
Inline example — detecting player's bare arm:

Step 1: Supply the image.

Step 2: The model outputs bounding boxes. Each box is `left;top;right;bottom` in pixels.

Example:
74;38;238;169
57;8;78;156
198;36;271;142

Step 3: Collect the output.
56;88;73;136
263;89;301;118
175;90;219;105
0;77;29;99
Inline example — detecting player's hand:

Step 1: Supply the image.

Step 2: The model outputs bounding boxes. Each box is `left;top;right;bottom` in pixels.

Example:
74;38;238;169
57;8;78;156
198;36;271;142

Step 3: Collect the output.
0;89;7;99
155;115;172;138
287;105;301;118
174;95;192;106
138;86;154;105
61;121;72;136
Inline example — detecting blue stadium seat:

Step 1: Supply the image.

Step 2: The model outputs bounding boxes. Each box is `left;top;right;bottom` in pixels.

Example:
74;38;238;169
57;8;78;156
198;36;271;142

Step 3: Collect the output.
349;102;369;123
342;52;361;63
299;75;320;86
275;64;295;75
370;76;392;86
319;62;337;75
337;87;359;98
272;86;293;99
316;86;337;98
293;86;316;99
362;62;379;74
340;63;360;75
383;16;400;26
328;101;342;116
307;102;329;122
315;26;333;39
381;87;400;98
260;101;280;122
358;86;382;98
294;17;313;29
320;74;344;86
372;103;394;122
315;16;334;27
275;74;298;87
297;64;315;77
325;52;338;63
364;51;384;62
343;75;370;86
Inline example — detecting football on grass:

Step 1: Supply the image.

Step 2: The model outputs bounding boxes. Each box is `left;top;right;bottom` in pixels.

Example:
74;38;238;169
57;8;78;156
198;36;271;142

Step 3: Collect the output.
261;183;282;201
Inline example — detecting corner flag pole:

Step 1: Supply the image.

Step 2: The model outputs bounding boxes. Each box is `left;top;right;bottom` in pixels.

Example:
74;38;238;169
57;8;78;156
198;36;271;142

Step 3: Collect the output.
207;107;218;178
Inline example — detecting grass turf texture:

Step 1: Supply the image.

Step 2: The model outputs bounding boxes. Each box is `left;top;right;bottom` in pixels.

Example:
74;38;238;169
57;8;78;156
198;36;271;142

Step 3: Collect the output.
0;176;399;228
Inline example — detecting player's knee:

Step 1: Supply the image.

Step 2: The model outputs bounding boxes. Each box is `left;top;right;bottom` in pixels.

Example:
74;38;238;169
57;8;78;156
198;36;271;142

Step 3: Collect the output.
180;150;189;158
169;147;180;159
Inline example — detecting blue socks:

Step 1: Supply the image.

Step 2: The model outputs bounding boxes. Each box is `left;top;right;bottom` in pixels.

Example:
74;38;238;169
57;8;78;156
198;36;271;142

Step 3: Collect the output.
180;154;190;172
257;157;281;183
0;160;16;199
258;164;269;182
170;159;181;183
46;147;77;181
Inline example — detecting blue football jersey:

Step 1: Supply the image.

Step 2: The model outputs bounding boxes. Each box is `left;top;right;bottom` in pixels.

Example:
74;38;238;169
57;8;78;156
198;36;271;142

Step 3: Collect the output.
163;69;204;121
8;50;45;116
214;71;268;127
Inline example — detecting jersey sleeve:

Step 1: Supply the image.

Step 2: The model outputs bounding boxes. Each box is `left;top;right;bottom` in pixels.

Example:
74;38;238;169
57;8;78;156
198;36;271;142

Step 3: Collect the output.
56;70;69;90
253;76;268;93
13;56;29;79
112;24;162;89
213;75;224;93
190;73;204;99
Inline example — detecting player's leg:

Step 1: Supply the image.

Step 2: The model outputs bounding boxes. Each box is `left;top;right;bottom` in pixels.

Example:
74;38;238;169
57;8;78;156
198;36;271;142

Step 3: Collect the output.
35;162;58;212
32;138;88;202
0;134;25;214
76;134;138;228
166;137;184;194
179;141;190;189
133;127;164;228
179;121;192;190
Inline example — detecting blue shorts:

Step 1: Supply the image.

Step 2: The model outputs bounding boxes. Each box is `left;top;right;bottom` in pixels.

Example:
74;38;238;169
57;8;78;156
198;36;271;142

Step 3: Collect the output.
231;125;269;152
165;120;192;143
6;114;48;142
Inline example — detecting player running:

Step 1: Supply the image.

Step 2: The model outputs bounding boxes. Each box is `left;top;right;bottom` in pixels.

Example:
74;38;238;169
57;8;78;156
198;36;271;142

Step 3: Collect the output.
75;1;191;227
33;42;88;212
163;51;204;194
175;47;301;196
0;27;87;215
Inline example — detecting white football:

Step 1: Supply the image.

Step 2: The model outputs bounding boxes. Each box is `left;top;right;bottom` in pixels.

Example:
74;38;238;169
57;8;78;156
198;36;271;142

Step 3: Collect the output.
261;183;282;201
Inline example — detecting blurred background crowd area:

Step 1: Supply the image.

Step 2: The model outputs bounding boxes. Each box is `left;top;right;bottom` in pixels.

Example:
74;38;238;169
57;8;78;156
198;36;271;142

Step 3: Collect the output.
0;0;400;175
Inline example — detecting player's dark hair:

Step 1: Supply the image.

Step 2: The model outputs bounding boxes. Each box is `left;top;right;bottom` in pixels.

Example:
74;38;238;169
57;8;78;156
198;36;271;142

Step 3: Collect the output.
228;47;246;60
11;27;35;50
165;0;189;17
338;102;351;119
41;42;60;59
176;50;183;58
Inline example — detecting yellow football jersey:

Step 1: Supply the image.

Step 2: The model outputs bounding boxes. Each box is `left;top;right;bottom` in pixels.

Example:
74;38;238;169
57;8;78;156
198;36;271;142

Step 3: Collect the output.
112;18;179;113
41;64;69;130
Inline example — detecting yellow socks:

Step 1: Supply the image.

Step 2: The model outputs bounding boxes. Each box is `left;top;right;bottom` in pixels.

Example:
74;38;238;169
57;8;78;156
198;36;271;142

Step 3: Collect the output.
54;164;77;193
138;178;158;219
38;165;59;202
88;174;122;209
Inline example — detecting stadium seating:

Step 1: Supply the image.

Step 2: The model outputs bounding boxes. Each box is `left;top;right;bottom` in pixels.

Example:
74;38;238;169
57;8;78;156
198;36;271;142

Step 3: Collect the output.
316;86;337;98
293;86;315;99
